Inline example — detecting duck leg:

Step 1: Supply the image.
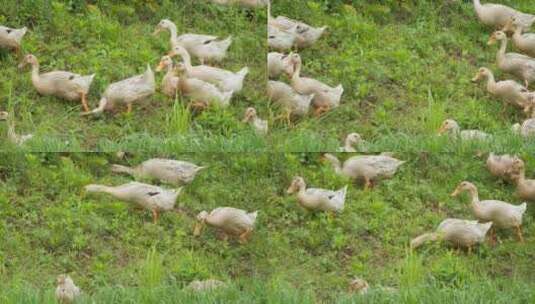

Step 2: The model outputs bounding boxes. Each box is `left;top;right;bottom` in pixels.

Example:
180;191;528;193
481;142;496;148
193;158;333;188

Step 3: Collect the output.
488;226;497;246
151;209;159;224
239;228;252;244
363;177;373;190
191;100;208;112
127;103;133;114
516;225;524;243
80;92;89;112
467;246;472;255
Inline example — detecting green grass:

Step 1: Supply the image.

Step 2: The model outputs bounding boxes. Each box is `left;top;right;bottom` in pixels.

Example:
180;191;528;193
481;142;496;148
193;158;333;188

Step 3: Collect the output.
1;152;535;302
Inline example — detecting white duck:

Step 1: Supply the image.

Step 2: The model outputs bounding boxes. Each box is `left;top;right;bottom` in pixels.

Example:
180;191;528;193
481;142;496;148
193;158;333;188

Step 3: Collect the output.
176;67;234;108
488;31;535;88
0;111;33;146
0;25;27;54
486;153;516;181
286;176;348;212
438;119;491;140
155;55;179;97
55;274;81;304
83;65;155;115
290;53;343;115
268;52;294;79
194;207;258;244
268;24;298;51
153;19;232;64
471;67;532;111
473;0;535;30
85;182;181;223
322;153;405;189
111;158;206;186
339;133;364;152
512;118;535;137
242;107;268;135
169;45;248;92
410;218;492;252
507;17;535;57
267;80;313;121
19;54;95;112
268;1;327;48
451;181;526;242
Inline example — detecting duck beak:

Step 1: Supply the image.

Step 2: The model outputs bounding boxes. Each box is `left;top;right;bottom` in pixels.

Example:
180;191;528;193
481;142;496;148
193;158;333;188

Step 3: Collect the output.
17;61;26;70
152;27;161;36
487;36;496;45
286;185;295;194
438;125;446;134
155;62;165;72
450;188;460;197
471;73;480;83
168;50;176;57
193;222;204;236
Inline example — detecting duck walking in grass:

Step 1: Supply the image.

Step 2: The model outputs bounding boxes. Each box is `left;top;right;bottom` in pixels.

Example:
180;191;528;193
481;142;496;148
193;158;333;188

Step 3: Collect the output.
322;153;405;189
512;118;535;137
0;111;33;146
111;158;206;186
18;54;95;112
82;65;155;115
169;45;248;93
411;218;492;253
486;153;516;181
286;176;348;213
506;18;535;58
438;119;491;140
289;53;343;115
155;55;180;98
85;182;181;223
451;181;526;242
510;157;535;202
194;207;258;244
488;31;535;88
471;67;533;112
55;274;80;304
153;19;232;64
267;80;313;123
268;52;294;79
0;25;27;54
473;0;535;30
242;107;268;135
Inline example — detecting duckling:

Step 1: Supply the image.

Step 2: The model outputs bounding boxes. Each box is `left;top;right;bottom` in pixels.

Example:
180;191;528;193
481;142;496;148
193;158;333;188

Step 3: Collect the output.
268;2;327;48
322;153;404;189
486;153;516;181
451;181;526;242
82;65;155;115
194;207;258;244
0;111;33;146
155;55;179;97
55;274;81;304
169;45;248;92
289;53;343;115
0;25;27;54
339;133;364;152
438;119;491;140
472;67;532;111
242;107;268;135
85;182;181;223
111;158;206;186
286;176;348;213
348;277;369;295
410;218;492;252
488;31;535;88
268;24;298;51
473;0;535;30
18;54;95;112
512;118;535;137
186;279;227;292
507;17;535;58
510;157;535;201
153;19;232;64
267;80;313;122
268;52;294;79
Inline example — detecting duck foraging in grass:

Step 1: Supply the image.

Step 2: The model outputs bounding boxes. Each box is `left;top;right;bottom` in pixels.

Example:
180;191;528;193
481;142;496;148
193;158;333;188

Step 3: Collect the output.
155;55;180;98
19;54;95;112
267;80;313;123
85;182;181;223
486;153;516;182
194;207;258;244
438;119;491;141
55;274;81;304
0;25;27;55
111;158;206;186
509;157;535;202
286;176;348;213
451;181;526;242
411;218;492;253
82;65;155;116
322;153;405;189
268;52;294;79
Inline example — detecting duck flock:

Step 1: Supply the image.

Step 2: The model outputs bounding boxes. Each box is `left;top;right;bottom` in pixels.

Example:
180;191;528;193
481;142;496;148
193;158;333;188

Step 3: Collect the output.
2;0;535;302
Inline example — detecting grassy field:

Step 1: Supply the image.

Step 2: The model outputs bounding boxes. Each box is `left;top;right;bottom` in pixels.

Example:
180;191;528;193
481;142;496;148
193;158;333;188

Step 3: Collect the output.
1;152;535;302
1;1;535;152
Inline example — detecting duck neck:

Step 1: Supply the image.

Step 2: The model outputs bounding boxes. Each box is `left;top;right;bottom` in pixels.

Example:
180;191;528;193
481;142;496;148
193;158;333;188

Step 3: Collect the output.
497;38;508;64
513;26;523;41
180;49;193;71
484;73;497;94
326;155;342;174
167;23;178;43
344;139;358;151
30;60;40;84
467;188;480;207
